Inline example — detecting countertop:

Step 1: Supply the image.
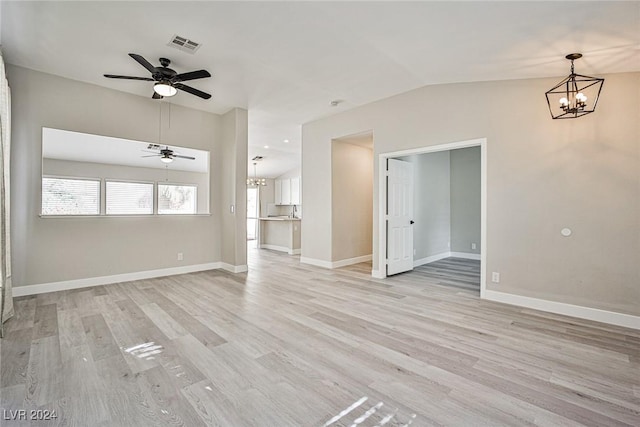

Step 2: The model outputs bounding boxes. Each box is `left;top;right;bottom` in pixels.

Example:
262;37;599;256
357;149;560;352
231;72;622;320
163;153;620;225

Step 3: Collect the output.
259;217;302;221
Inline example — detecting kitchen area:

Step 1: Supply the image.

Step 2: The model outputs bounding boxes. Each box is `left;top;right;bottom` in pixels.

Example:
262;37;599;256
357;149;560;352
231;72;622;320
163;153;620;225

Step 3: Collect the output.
247;169;302;255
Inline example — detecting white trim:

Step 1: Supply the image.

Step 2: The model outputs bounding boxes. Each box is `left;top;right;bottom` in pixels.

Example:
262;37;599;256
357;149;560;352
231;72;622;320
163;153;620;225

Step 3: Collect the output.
12;262;222;297
331;254;372;268
450;251;481;260
260;244;300;255
377;137;487;301
219;263;248;274
371;269;385;279
300;254;371;269
484;290;640;330
413;252;450;267
300;257;333;269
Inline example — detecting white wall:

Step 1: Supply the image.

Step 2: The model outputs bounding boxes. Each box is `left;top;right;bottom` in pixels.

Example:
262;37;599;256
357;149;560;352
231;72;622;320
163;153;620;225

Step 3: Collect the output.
276;166;301;180
9;65;248;287
450;146;481;254
331;141;373;262
43;158;210;214
220;108;248;268
302;72;640;316
400;151;451;261
258;179;275;218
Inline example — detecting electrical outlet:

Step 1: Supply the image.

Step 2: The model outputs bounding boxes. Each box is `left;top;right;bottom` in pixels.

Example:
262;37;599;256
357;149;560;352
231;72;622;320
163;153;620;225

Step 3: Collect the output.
177;252;184;261
413;248;417;256
471;243;477;250
492;272;500;283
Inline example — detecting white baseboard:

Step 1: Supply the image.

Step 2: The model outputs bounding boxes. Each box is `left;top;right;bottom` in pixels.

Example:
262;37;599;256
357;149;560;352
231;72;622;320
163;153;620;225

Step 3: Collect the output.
11;262;247;297
371;269;385;279
300;254;372;269
260;244;300;255
219;263;248;274
484;290;640;330
331;254;372;268
450;251;481;260
414;252;450;267
300;257;333;269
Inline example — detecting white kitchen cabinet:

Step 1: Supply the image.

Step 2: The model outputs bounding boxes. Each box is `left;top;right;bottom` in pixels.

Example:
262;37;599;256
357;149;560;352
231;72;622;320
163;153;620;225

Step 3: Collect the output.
274;176;301;205
275;179;282;205
280;178;291;205
290;176;301;205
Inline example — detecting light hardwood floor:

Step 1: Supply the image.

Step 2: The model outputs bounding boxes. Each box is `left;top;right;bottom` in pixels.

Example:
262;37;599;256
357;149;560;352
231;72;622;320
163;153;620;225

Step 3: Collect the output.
1;248;639;426
413;257;481;292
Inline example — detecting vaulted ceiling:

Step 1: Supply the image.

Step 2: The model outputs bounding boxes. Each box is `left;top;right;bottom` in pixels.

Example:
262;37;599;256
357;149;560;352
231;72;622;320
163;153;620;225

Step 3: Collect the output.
2;1;639;177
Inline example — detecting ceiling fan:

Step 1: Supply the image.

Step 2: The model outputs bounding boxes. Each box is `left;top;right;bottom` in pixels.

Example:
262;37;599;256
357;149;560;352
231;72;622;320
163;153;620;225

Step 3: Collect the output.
104;53;212;100
142;144;196;164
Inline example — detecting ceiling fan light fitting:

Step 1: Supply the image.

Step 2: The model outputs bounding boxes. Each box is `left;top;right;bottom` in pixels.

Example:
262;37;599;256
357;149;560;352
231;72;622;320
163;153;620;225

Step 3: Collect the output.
154;82;177;97
160;156;173;163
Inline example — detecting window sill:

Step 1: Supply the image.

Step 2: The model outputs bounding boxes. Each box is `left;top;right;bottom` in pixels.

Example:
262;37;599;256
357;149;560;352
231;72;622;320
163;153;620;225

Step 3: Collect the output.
39;213;212;219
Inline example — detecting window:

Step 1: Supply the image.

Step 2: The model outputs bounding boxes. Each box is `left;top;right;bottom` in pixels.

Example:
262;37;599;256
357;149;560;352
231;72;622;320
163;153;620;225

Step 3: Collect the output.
106;181;154;215
158;184;197;214
42;177;100;215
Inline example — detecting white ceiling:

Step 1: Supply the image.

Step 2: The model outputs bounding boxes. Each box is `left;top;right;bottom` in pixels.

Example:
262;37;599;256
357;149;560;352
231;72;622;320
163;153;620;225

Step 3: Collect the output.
3;1;639;177
43;128;209;173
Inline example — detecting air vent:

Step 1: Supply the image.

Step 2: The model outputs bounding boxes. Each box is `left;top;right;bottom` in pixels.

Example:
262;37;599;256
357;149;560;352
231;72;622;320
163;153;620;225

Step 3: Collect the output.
252;156;264;161
168;34;202;54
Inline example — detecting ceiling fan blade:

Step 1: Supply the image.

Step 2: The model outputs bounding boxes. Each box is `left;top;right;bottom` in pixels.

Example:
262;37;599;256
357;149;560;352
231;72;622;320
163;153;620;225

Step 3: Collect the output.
104;74;154;81
173;154;196;160
174;83;211;100
141;154;161;158
173;70;211;82
129;53;156;73
152;91;163;100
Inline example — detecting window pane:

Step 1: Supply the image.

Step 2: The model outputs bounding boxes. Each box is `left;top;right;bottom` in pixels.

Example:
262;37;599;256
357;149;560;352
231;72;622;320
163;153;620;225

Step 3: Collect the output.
106;181;153;215
42;177;100;215
158;184;197;214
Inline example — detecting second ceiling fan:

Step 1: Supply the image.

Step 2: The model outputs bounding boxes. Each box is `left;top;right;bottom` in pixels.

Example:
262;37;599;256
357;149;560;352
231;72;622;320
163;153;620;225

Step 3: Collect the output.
104;53;212;100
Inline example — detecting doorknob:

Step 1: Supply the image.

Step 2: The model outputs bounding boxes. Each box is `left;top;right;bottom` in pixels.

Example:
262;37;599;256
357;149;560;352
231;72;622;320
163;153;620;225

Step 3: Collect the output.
410;220;415;224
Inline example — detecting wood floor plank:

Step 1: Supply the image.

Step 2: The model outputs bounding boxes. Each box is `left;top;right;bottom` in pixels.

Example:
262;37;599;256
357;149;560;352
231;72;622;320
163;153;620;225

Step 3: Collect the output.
81;313;120;362
24;335;63;407
136;365;207;427
143;288;227;349
32;304;58;340
0;327;33;388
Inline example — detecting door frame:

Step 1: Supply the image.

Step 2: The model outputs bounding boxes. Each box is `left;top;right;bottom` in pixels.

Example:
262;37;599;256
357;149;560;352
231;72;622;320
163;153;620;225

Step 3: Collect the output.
375;137;487;297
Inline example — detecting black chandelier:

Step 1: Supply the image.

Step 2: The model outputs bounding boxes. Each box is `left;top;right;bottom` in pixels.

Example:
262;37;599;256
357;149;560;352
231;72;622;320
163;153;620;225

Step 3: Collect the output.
545;53;604;119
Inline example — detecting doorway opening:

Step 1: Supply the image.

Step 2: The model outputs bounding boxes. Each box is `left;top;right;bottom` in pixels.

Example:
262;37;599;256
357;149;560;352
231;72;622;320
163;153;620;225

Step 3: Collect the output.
377;138;487;296
247;186;259;246
331;131;374;267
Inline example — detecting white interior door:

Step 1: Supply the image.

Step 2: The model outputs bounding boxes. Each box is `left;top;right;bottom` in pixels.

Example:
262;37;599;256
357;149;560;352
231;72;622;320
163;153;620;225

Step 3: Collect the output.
387;158;414;275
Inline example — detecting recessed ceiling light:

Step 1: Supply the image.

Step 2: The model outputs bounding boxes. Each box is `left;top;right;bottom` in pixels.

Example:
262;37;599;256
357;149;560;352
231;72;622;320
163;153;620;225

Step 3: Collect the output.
264;145;269;149
284;139;289;143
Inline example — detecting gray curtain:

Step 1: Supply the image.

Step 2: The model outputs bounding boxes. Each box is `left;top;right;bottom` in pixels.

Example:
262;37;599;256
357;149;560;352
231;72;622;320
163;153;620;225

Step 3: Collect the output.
0;49;13;337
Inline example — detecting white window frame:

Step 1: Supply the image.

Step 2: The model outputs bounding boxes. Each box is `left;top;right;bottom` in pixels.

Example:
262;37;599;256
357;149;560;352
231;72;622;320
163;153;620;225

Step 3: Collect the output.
104;178;155;216
41;175;101;216
157;182;198;215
